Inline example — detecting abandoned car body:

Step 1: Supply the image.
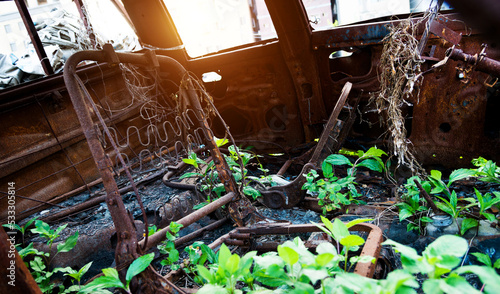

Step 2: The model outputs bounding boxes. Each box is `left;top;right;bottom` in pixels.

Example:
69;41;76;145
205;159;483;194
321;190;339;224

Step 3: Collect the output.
1;0;499;293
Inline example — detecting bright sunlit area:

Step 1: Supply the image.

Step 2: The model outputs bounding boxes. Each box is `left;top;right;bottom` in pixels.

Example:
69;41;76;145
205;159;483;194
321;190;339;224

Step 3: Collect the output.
163;0;277;57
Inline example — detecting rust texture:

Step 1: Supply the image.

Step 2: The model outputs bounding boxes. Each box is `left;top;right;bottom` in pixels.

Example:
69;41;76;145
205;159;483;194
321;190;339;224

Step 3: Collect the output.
0;226;42;294
448;47;500;77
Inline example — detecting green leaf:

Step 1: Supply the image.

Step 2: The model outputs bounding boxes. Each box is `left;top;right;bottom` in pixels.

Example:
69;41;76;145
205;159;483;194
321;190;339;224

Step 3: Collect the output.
30;256;46;272
125;253;154;286
102;267;119;280
168;249;179;263
253;253;285;270
2;223;21;232
243;186;261;200
460;218;478;235
217;243;231;275
320;215;334;232
316;253;334;267
31;220;51;236
494;258;500;269
225;254;240;275
382;239;421;273
278;245;299;266
81;276;125;292
399;208;414;221
215;137;229;147
448;169;476;186
430;170;442;181
435;201;454;217
421;216;433;223
363;147;387;158
423;235;468;272
197;284;229;294
54;223;68;236
340;235;365;248
57;231;79;253
66;261;92;282
322;160;334;178
169;221;183;234
316;242;337;256
324;154;353;167
357;158;383;172
471;252;492;267
179;172;202;179
182;158;198;169
331;218;350;242
197;265;215;284
455;266;500;294
346;218;373;228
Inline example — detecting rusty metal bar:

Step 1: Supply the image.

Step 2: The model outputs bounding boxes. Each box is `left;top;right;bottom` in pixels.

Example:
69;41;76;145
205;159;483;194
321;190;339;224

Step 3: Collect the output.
235;222;383;278
0;226;42;294
139;192;235;250
447;47;500;77
417;0;444;55
173;216;229;247
277;159;292;176
14;0;53;76
208;230;234;250
229;232;251;240
350;223;384;278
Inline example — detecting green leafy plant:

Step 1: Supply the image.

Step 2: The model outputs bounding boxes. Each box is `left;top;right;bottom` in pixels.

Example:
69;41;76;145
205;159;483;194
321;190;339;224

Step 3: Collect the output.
2;216;37;246
14;220;81;293
396;163;498;235
183;241;217;284
196;243;257;293
472;157;500;184
79;253;155;294
181;145;271;206
470;252;500;269
474;188;500;222
396;176;432;232
302;147;386;214
383;235;500;294
313;216;374;272
434;189;477;235
158;221;183;271
194;231;500;293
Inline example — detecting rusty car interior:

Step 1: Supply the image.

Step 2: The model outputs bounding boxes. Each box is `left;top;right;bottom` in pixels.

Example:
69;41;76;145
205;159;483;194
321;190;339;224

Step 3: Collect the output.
1;0;500;293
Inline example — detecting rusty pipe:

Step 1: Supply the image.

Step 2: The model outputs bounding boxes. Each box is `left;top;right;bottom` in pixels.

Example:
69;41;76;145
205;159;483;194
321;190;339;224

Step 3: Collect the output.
139;192;235;250
447;47;500;77
173;216;228;247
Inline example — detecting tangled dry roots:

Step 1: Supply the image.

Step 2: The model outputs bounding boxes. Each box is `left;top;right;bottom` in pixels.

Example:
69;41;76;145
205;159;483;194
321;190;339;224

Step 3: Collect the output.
370;17;427;174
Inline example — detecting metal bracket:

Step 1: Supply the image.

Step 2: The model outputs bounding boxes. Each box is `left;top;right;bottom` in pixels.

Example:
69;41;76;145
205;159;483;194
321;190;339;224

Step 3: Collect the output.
262;82;358;208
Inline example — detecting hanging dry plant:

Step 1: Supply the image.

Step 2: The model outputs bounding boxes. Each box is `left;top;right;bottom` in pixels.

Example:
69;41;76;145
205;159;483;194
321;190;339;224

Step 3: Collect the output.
370;17;428;175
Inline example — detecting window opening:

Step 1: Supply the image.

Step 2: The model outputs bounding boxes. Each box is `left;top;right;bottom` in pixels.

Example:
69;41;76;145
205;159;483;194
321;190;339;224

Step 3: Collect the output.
163;0;277;57
302;0;453;29
0;0;139;90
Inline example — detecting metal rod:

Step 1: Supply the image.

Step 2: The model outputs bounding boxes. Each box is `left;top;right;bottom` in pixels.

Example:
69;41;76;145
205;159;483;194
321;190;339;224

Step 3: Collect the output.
173;216;229;247
414;179;439;213
14;0;54;75
140;192;235;250
448;47;500;77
